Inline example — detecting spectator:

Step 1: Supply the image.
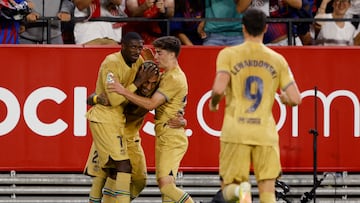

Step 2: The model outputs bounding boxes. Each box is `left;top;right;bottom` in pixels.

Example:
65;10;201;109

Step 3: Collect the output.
19;0;73;44
314;0;359;45
0;0;31;44
346;0;360;29
124;0;174;45
61;5;75;44
73;0;127;45
251;0;303;45
290;0;316;45
201;0;250;46
170;0;204;45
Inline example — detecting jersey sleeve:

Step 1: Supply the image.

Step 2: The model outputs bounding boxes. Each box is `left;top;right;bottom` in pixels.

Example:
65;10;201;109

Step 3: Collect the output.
216;48;232;73
99;56;138;107
157;73;183;102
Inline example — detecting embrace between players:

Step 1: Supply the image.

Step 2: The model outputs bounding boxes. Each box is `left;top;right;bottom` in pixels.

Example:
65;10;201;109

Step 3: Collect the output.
85;32;194;203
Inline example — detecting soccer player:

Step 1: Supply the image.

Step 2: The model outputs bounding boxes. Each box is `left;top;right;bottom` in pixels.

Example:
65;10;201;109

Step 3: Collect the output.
209;8;302;203
86;32;158;203
107;36;194;203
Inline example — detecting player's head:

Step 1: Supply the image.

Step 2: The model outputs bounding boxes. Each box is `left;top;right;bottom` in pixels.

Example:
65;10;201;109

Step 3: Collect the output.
121;32;144;64
137;61;160;97
152;36;181;69
153;36;181;57
242;8;267;37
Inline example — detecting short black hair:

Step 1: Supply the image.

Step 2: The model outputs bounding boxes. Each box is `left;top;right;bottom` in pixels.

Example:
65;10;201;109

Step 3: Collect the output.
152;36;181;57
121;32;143;44
242;8;267;37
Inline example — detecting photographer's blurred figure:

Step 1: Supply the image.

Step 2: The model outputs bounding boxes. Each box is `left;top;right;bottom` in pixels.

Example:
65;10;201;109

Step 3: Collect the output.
73;0;127;45
19;0;73;44
0;0;32;44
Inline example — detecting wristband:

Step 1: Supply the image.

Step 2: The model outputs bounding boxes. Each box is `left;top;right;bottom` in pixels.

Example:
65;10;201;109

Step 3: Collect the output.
93;95;98;104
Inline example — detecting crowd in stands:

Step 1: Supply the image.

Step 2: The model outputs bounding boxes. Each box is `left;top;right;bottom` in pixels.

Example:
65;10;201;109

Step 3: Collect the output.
1;0;360;46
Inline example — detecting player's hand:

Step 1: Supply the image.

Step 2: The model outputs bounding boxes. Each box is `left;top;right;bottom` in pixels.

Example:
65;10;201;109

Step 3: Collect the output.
279;90;289;105
107;81;126;95
133;61;158;88
209;100;219;112
167;112;187;128
141;48;155;61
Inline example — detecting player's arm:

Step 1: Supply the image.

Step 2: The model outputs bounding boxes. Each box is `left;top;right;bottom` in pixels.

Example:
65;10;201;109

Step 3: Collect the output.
87;92;110;106
124;91;165;111
279;82;302;106
105;61;157;106
209;71;230;112
107;82;165;110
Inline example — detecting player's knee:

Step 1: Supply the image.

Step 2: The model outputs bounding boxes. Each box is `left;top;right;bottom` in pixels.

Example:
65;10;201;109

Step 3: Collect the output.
115;159;132;173
158;175;175;188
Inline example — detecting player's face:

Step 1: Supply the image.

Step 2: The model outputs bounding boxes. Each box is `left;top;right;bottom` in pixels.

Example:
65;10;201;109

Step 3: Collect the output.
122;40;144;63
138;75;159;96
154;48;171;69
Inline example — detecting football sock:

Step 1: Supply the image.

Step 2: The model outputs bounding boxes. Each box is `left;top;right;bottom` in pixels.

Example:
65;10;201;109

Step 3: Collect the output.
102;177;116;203
115;172;131;203
89;176;106;203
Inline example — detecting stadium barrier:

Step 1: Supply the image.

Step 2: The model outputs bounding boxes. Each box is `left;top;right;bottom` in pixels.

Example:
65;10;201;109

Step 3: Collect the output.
37;16;360;45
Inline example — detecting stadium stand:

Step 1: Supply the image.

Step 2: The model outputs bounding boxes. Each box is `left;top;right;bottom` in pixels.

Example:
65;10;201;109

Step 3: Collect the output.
0;171;360;203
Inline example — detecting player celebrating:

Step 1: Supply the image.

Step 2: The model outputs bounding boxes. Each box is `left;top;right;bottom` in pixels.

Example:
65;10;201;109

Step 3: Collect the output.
86;32;157;203
107;36;194;203
85;60;187;203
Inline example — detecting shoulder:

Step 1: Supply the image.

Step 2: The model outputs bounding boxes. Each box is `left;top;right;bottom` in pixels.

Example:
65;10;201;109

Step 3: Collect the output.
218;45;243;57
162;68;187;85
100;52;124;69
104;52;122;61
